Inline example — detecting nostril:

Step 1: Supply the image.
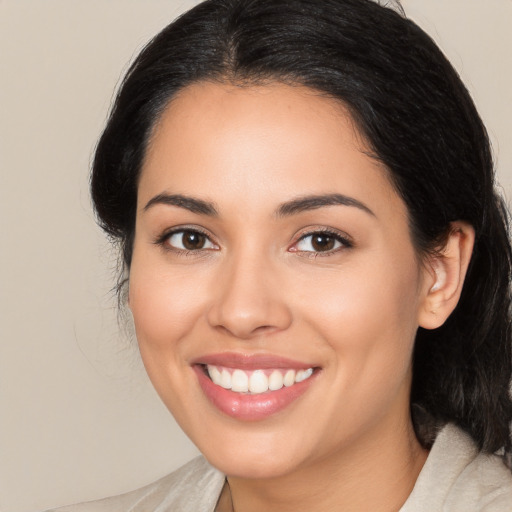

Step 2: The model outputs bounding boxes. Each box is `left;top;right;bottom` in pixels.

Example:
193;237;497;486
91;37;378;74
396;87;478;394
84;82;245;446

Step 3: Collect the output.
213;323;281;340
253;325;279;335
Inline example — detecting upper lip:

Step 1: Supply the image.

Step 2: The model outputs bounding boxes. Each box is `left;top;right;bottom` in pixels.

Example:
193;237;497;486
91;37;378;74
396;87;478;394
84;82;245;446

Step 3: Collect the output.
191;352;318;370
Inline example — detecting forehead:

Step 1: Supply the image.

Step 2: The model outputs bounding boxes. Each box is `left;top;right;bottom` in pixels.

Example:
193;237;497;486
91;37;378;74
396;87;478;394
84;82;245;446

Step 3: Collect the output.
139;81;403;220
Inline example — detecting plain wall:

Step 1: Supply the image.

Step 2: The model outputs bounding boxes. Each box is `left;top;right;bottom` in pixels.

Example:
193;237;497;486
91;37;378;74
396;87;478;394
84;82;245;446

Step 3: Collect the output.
1;1;510;511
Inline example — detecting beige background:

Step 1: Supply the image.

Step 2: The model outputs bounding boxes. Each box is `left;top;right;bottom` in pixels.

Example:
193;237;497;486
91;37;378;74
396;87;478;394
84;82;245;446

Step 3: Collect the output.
1;1;510;511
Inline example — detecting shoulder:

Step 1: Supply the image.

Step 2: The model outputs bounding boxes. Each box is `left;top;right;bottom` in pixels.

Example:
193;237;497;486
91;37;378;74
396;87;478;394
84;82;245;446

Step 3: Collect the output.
46;456;225;512
402;424;512;512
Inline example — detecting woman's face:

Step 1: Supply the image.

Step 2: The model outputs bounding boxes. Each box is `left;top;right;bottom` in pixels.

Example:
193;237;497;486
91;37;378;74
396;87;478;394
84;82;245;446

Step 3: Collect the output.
129;82;432;478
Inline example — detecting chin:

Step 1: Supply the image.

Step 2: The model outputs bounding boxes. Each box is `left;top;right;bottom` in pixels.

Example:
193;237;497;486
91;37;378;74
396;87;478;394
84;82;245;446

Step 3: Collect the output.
189;423;315;479
205;448;305;480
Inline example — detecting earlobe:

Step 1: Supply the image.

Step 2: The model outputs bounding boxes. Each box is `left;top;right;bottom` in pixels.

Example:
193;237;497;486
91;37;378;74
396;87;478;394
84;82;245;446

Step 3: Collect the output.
418;221;475;330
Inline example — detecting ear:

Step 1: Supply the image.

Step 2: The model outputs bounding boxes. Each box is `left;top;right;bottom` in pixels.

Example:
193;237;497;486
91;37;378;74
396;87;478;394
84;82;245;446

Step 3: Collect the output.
418;221;475;330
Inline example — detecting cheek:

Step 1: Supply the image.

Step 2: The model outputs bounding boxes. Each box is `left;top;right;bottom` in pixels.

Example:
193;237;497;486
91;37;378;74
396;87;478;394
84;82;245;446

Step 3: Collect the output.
128;257;209;354
297;254;421;386
300;251;420;325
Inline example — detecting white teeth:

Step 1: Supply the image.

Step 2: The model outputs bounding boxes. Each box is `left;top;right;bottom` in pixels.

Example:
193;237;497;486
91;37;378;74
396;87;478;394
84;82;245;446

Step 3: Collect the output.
205;365;314;394
231;369;249;392
220;368;232;389
208;366;222;385
283;369;296;387
295;368;313;383
268;370;284;391
249;370;268;394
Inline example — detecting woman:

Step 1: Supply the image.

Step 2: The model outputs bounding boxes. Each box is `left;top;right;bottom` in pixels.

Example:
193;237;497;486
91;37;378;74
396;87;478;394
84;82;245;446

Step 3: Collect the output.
50;0;512;510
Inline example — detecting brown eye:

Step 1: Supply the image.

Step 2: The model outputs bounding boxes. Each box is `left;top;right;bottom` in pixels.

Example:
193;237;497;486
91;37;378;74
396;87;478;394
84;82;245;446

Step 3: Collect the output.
294;231;348;253
311;234;336;251
167;230;216;251
182;231;206;250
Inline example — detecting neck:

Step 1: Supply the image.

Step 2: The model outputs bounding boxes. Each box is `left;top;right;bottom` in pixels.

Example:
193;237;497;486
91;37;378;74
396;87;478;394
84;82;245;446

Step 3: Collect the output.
224;416;428;512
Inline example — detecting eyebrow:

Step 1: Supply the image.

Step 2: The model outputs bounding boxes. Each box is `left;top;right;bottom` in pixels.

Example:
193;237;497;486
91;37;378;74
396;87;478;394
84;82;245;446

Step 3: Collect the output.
276;193;375;217
143;192;374;218
143;193;218;216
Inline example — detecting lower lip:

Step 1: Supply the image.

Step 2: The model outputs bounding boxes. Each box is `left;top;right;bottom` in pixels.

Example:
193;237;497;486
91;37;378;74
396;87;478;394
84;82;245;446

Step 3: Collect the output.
193;365;318;421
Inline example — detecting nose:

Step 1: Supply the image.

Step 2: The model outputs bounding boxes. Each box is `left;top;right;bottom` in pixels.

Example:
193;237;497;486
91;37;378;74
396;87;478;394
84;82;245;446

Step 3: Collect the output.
206;252;293;340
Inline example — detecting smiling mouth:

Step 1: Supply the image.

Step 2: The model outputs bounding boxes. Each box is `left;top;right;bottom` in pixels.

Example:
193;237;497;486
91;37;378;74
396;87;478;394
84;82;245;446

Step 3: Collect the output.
202;365;315;394
194;357;320;420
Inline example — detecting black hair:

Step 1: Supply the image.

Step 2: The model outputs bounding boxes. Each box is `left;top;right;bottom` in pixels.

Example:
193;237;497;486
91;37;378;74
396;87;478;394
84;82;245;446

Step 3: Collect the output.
91;0;512;453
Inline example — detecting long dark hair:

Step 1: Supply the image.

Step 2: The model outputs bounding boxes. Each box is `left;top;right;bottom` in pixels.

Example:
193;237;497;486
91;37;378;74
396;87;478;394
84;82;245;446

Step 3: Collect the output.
91;0;512;453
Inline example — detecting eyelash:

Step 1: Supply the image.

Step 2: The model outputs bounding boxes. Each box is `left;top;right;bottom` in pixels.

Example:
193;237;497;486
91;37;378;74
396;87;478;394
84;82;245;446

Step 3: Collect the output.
154;227;353;257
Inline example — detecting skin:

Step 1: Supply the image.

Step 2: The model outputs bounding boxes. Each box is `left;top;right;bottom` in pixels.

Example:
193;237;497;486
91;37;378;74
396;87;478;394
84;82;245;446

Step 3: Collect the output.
129;82;473;511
